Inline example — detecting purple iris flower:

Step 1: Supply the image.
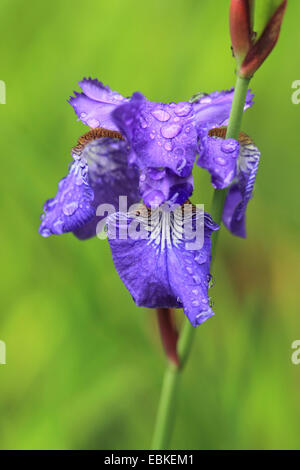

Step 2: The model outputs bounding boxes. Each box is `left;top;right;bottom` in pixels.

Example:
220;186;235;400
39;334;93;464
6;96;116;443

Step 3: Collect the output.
39;78;260;326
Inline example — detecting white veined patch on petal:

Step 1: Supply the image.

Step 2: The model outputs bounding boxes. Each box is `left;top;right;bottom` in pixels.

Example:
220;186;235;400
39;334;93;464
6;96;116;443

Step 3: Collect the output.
238;139;260;176
124;202;206;252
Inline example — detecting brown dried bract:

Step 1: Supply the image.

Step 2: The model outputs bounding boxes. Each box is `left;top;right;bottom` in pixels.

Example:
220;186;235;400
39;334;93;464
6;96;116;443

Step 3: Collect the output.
208;126;252;145
73;127;124;155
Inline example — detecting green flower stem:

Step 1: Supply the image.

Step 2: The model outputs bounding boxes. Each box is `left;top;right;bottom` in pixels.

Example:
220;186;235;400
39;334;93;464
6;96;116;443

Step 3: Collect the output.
151;75;251;451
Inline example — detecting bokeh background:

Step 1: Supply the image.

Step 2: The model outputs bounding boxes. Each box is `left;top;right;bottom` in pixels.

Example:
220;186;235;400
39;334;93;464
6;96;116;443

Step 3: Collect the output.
0;0;299;450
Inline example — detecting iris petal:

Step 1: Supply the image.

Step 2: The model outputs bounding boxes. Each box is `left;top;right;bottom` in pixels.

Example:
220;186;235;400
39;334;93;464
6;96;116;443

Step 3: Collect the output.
112;92;198;178
223;135;260;237
192;88;254;128
39;158;95;237
69;78;127;131
139;168;193;208
197;127;260;238
39;136;140;239
74;137;140;239
107;204;219;327
197;129;240;189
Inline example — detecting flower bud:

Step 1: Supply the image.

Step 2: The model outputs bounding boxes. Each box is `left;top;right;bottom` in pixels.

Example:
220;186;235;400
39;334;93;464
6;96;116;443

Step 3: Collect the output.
239;0;287;78
230;0;253;66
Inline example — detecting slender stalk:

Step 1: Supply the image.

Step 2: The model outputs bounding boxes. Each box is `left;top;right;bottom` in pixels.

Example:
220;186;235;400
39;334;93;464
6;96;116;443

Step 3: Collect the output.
151;75;251;450
211;75;250;257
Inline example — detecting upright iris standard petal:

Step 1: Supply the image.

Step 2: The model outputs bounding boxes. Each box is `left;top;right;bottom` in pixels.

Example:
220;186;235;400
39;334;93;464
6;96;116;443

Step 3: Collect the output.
39;133;140;239
107;204;219;327
192;88;254;129
197;129;240;189
69;78;127;131
111;87;254;187
223;133;260;237
112;92;199;177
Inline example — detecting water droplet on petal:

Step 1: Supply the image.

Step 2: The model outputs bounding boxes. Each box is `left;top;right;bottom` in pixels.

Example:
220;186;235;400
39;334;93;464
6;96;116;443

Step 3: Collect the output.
195;252;207;264
192;300;200;307
186;266;193;274
221;139;239;154
53;218;64;234
207;274;215;288
139;116;149;128
214;156;227;166
40;227;51;237
63;201;79;216
200;96;212;104
87;118;99;128
174;102;192;117
151;109;170;122
161;124;182;139
164;141;173;151
80;112;87;119
144;190;165;208
174;147;185;157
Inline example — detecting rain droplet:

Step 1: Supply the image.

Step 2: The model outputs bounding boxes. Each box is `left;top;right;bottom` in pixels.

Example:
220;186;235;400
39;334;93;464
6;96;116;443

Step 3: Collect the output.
139;116;148;128
207;274;215;288
186;266;193;274
174;147;185;157
53;219;64;233
151;109;170;122
192;300;200;307
87;118;99;128
174;102;192;117
80;112;87;119
40;227;51;238
221;139;239;154
164;141;173;151
144;190;165;208
200;96;212;104
63;201;78;216
148;168;166;180
214;156;227;166
192;289;198;295
195;253;207;264
189;92;207;103
161;124;182;139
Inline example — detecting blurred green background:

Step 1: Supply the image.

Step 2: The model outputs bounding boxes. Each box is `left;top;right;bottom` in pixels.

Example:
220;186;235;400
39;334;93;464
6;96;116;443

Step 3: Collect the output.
0;0;299;450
